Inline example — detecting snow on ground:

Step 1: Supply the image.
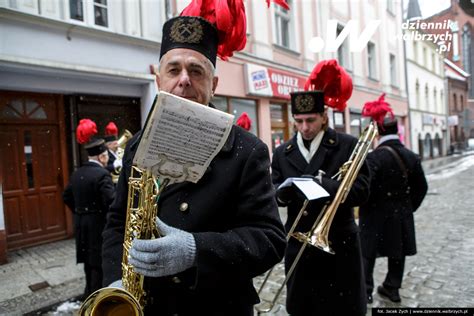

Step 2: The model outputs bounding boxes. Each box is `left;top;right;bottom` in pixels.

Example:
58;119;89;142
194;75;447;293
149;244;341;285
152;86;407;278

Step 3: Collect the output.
427;154;474;181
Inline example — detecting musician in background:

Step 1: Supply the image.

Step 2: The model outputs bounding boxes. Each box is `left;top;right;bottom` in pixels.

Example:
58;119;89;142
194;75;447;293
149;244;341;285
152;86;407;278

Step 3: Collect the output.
103;121;122;175
101;1;287;314
271;60;370;316
359;99;428;304
63;119;115;300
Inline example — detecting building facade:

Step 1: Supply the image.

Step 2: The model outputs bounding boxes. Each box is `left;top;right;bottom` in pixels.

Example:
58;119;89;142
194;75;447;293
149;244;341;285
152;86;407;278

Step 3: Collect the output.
0;0;408;260
445;58;470;151
405;29;448;158
422;0;474;138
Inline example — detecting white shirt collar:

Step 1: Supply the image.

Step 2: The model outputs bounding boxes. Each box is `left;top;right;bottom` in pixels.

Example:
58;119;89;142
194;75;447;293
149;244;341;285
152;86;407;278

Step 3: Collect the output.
378;134;399;146
88;159;103;167
296;130;325;163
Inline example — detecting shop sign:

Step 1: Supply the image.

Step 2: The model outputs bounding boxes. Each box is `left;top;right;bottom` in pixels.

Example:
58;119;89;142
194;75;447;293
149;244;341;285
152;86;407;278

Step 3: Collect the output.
245;64;306;99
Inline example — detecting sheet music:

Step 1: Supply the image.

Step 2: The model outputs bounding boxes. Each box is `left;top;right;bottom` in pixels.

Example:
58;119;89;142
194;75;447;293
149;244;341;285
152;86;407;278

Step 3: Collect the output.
278;177;330;200
134;91;234;184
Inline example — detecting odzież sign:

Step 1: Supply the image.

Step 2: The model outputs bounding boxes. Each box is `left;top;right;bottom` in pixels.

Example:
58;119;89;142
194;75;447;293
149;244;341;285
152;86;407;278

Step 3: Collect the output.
244;64;305;100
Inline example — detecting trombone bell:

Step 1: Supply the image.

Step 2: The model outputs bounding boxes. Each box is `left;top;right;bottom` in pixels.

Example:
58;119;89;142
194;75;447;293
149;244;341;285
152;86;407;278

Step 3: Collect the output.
292;231;335;255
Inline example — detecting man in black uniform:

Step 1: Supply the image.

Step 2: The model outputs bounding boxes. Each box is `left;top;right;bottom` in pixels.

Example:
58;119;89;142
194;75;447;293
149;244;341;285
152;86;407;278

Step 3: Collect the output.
101;2;287;315
103;121;121;176
271;59;370;316
360;114;428;303
63;120;115;299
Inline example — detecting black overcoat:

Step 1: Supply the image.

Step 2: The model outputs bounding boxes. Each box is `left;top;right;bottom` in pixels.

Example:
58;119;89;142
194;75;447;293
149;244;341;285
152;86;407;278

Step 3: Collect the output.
102;126;286;315
271;128;370;316
359;139;428;259
63;162;115;266
105;149;116;174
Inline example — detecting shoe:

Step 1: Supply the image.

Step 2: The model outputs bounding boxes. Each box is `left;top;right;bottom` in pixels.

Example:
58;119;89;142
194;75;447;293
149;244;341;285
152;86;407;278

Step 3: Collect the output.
367;294;373;304
377;285;401;302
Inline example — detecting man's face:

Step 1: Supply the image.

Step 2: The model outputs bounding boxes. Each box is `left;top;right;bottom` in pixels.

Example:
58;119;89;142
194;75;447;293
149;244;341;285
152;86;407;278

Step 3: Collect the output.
157;48;219;105
106;140;118;152
293;112;327;141
98;151;109;167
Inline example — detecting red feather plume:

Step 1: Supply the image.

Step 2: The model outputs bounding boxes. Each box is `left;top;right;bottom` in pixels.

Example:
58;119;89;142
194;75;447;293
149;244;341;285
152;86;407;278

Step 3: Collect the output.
362;93;394;126
304;59;353;112
236;112;252;131
181;0;247;61
105;122;118;136
76;119;98;144
266;0;290;10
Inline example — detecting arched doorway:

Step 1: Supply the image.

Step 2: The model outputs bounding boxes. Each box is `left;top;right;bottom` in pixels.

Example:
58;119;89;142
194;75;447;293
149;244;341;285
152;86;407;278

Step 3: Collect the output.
423;133;432;159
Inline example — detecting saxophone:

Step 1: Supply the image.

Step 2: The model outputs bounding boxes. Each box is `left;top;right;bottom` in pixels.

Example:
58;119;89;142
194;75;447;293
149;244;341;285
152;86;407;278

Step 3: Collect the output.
79;166;169;316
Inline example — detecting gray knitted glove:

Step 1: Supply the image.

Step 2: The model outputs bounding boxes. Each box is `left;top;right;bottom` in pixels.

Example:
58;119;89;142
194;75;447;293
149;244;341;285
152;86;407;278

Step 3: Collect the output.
128;217;196;278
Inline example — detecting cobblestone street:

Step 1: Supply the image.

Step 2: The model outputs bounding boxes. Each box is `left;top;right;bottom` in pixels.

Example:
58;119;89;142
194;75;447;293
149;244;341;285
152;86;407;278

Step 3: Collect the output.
255;154;474;315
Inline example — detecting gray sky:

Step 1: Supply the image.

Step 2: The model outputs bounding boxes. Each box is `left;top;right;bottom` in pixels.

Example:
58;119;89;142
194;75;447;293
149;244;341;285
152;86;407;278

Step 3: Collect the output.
413;0;451;18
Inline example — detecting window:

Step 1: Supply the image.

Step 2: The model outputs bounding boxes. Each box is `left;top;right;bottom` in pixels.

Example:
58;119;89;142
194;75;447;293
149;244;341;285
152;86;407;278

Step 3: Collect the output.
270;104;290;151
367;42;377;79
0;99;47;120
350;111;362;137
462;24;473;98
423;47;427;67
212;96;259;136
274;0;293;49
415;80;420;108
453;93;457;112
337;24;351;70
70;0;84;21
460;95;464;112
413;41;418;62
93;0;108;27
433;88;437;111
389;53;397;85
431;52;436;72
387;0;395;14
165;0;174;20
425;85;429;110
69;0;108;27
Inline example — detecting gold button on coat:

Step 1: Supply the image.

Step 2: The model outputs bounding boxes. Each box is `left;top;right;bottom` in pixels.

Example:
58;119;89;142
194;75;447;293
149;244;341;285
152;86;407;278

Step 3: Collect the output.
179;202;189;212
172;276;181;284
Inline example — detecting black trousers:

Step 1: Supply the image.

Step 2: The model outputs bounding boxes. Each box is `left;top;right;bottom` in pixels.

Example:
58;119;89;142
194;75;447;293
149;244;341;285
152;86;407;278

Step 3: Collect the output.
364;256;405;294
83;262;103;298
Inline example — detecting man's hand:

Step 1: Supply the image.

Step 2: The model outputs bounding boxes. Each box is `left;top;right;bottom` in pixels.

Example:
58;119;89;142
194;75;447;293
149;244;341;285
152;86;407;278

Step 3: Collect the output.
113;159;123;169
128;217;196;277
276;186;295;204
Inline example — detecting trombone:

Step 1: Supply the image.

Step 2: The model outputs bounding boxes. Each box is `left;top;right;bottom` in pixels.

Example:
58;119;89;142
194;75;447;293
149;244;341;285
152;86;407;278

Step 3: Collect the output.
256;121;377;314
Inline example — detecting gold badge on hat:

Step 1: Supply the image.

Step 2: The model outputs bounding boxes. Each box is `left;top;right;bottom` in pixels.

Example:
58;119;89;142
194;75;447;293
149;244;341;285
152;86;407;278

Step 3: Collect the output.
295;95;315;113
170;18;204;44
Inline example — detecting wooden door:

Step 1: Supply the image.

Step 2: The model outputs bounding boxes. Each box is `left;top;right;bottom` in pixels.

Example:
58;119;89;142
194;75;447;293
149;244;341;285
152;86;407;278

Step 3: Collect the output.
0;92;69;250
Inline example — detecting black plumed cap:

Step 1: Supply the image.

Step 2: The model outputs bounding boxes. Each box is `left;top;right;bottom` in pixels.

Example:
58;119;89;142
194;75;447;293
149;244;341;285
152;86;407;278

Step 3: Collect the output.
84;138;107;156
290;91;325;115
378;117;398;135
160;16;218;67
104;135;117;142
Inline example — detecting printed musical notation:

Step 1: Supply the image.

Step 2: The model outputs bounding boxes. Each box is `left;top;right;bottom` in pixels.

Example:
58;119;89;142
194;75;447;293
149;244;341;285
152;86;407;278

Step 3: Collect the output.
134;92;234;184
